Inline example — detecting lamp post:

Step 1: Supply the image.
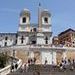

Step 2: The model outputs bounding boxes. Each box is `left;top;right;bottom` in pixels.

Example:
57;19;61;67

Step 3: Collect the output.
11;42;16;72
12;41;16;58
13;49;15;58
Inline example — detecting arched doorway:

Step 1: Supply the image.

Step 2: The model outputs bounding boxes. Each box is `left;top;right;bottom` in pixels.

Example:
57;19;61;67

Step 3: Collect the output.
34;51;41;64
29;34;37;44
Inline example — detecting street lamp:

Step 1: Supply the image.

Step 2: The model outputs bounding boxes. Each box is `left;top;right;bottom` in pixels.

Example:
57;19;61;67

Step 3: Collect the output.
13;49;15;58
11;42;16;72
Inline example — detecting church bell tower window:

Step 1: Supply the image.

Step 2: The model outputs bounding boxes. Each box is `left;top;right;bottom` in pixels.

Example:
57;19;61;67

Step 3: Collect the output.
44;17;48;23
5;36;8;40
22;17;26;23
21;36;24;44
15;39;17;44
5;42;7;46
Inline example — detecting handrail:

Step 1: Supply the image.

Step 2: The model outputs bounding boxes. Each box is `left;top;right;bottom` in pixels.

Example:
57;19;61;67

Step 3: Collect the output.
0;59;22;75
0;45;75;51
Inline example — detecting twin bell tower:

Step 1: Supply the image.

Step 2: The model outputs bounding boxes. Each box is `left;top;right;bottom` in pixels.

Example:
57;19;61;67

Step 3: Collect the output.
18;6;51;33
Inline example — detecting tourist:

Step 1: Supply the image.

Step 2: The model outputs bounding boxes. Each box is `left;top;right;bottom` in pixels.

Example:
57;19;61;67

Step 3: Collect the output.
28;58;31;65
30;58;33;64
24;63;26;72
45;59;47;65
33;57;36;64
59;63;63;70
26;62;29;72
11;64;14;72
21;63;25;72
15;63;18;70
72;59;75;68
72;59;75;64
68;58;71;65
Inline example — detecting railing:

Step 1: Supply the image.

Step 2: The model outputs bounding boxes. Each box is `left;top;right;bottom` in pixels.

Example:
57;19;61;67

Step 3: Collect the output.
0;59;22;75
0;44;75;52
0;65;11;75
17;59;22;69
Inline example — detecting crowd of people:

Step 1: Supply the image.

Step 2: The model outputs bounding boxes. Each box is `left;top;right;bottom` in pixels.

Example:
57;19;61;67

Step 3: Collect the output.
58;58;75;70
11;62;18;72
11;57;75;72
21;57;36;72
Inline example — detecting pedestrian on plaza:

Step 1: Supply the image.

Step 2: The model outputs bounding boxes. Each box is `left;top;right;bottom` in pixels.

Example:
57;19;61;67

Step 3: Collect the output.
72;59;75;68
30;58;33;64
59;63;63;70
23;63;26;72
72;59;75;64
45;59;47;65
21;63;25;72
11;64;14;72
28;58;31;65
34;57;36;64
36;71;40;75
26;62;29;72
68;58;71;65
15;63;18;70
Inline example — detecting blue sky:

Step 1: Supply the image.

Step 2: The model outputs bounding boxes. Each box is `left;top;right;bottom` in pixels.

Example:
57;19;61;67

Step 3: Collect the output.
0;0;75;36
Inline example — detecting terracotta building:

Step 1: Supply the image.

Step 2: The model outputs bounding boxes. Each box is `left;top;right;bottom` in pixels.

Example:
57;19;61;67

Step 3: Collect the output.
58;28;75;47
52;36;59;46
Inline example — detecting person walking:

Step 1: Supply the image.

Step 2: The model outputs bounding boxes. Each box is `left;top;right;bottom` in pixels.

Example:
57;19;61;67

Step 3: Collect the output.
21;63;25;72
26;62;29;72
15;63;18;70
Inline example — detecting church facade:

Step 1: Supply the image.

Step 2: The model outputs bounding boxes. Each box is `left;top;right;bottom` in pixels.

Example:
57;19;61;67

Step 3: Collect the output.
0;8;56;64
0;8;52;47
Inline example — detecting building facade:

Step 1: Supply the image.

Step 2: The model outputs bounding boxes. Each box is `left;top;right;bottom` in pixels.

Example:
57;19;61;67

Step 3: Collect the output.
0;8;57;65
58;28;75;47
52;36;59;46
0;9;52;47
0;8;75;65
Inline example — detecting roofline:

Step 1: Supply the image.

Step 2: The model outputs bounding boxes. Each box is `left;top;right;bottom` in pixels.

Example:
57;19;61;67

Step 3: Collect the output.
0;32;17;35
58;28;75;36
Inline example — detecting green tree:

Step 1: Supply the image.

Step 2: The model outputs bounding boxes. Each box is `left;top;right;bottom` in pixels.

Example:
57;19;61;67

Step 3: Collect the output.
0;53;9;68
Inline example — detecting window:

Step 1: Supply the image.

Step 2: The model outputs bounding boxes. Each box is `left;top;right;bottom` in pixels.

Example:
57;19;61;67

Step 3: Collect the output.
15;39;17;44
73;42;75;44
46;40;48;44
45;36;48;44
45;36;48;40
33;28;37;32
5;42;7;46
22;17;26;23
21;40;23;44
16;34;18;38
44;17;48;23
21;36;24;44
5;36;8;40
32;41;36;44
31;29;32;32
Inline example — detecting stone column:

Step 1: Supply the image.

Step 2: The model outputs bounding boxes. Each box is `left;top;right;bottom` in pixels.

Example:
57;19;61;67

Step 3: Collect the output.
52;51;56;65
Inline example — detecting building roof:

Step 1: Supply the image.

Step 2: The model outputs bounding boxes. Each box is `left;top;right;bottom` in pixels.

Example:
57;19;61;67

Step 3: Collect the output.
58;28;75;36
52;36;58;40
0;33;17;35
20;8;30;17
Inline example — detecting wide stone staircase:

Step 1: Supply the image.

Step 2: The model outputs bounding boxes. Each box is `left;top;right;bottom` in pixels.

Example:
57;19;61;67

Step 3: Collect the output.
7;64;75;75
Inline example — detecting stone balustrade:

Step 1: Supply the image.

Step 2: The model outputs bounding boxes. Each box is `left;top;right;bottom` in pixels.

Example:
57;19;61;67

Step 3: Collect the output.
1;45;75;51
0;65;11;75
0;59;22;75
17;59;22;69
